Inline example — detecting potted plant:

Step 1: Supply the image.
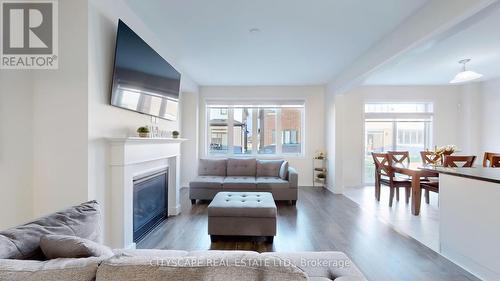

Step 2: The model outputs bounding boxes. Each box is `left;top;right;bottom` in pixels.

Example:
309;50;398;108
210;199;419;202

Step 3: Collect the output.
137;126;150;138
431;145;457;165
315;150;326;160
172;130;180;139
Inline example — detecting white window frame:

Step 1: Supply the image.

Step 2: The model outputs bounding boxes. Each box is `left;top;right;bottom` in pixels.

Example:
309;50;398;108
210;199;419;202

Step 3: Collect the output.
205;103;305;158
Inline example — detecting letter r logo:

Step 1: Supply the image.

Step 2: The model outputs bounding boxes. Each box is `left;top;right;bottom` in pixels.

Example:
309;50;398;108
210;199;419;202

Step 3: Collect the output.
2;2;53;54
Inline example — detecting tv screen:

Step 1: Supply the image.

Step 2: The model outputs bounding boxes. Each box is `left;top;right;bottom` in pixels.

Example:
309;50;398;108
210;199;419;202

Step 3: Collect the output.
110;20;181;121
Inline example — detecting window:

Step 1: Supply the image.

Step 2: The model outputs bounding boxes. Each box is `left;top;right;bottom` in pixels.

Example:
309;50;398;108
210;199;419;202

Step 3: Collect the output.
258;109;277;154
233;108;253;155
365;103;433;113
206;103;304;156
281;108;302;154
364;102;433;183
208;107;229;154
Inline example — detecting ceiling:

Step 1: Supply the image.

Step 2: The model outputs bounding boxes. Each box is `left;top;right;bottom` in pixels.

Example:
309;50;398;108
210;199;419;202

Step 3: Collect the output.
364;2;500;86
125;0;428;85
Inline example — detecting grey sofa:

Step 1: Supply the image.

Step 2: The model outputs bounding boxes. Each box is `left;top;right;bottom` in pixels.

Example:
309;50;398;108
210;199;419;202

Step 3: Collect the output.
0;201;368;281
190;158;299;204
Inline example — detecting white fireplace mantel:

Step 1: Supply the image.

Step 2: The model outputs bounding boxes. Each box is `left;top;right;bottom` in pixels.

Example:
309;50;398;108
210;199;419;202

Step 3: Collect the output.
107;137;187;249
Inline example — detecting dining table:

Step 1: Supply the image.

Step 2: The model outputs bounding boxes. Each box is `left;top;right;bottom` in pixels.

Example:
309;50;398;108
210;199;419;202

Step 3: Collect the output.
390;163;440;216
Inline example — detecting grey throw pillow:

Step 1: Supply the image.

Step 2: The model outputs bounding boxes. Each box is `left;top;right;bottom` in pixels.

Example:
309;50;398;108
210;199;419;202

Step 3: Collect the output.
279;161;289;180
256;159;284;177
40;234;113;259
0;200;102;260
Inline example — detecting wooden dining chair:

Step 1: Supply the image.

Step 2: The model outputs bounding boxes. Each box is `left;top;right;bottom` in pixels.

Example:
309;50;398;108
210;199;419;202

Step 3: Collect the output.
490;156;500;167
420;151;441;165
388;151;410;165
387;151;411;202
421;155;476;204
372;152;411;207
483;152;500;167
443;155;477;167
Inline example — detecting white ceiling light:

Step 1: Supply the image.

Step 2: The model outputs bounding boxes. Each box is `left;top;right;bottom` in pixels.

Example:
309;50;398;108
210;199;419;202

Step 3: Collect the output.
249;28;261;34
449;59;483;84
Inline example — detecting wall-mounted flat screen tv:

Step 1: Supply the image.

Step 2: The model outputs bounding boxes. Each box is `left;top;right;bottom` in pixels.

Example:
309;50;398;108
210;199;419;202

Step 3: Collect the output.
110;19;181;121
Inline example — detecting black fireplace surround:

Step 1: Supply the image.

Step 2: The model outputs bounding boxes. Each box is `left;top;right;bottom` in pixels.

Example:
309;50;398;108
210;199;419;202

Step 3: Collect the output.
133;169;168;242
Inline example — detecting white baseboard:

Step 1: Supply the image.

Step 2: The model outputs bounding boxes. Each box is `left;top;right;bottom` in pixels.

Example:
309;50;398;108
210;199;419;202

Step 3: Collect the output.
125;242;136;250
168;205;181;216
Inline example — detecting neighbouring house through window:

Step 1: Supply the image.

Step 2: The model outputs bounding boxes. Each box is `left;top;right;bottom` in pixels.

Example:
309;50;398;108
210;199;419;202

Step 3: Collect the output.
206;101;305;157
364;102;434;184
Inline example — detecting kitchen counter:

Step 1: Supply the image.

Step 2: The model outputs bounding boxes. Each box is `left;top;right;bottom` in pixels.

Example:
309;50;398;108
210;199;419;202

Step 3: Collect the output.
421;166;500;184
427;166;500;280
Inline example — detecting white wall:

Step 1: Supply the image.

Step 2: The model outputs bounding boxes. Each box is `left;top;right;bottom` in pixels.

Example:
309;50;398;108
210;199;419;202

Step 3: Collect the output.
458;83;482;157
324;86;344;194
0;72;34;229
32;0;89;217
326;85;463;191
478;77;500;153
180;92;199;187
88;0;199;244
194;86;325;187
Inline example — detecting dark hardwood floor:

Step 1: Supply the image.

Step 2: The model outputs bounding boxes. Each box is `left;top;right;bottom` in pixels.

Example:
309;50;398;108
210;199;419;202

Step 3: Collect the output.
138;187;480;281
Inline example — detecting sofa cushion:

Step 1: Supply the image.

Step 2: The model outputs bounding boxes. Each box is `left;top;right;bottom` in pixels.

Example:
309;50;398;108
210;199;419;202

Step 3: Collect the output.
40;234;113;259
256;159;284;177
189;176;224;189
96;250;307;281
256;177;290;189
112;249;189;258
199;159;227;176
223;176;257;190
0;257;103;281
0;200;102;260
227;158;257;176
261;251;367;281
280;161;289;180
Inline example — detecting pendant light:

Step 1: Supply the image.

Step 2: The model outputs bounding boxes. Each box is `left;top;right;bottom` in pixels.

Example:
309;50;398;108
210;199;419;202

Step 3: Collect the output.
449;59;483;84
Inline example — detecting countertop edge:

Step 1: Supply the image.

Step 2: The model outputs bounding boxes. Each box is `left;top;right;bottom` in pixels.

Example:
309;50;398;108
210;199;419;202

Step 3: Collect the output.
420;167;500;185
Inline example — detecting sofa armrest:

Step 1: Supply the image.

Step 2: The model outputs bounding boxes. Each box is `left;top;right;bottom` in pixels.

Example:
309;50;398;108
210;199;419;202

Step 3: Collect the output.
288;166;298;188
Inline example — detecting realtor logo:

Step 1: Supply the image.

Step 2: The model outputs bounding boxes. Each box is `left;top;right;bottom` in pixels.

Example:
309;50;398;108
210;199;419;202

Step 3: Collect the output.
1;0;58;69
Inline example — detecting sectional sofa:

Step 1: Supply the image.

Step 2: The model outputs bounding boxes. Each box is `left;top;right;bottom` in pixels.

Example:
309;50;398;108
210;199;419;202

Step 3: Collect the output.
189;158;299;204
0;201;367;281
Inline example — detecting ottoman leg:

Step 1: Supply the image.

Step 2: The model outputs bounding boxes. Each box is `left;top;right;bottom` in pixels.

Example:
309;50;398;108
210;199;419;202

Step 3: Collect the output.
191;199;196;205
266;236;274;243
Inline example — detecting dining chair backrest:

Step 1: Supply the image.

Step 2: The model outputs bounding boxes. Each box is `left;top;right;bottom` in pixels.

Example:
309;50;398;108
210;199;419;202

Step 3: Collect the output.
420;151;441;165
443;155;476;168
491;156;500;168
372;153;392;177
388;151;410;166
483;152;500;167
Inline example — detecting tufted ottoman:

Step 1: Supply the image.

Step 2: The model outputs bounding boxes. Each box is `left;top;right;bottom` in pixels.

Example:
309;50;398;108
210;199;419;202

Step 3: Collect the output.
208;192;277;243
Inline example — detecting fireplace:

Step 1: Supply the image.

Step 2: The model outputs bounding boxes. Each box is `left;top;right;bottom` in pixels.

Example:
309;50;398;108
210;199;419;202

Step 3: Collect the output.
133;169;168;242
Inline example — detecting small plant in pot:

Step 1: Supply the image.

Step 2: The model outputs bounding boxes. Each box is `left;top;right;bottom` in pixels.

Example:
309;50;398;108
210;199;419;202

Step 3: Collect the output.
172;130;180;139
137;126;150;138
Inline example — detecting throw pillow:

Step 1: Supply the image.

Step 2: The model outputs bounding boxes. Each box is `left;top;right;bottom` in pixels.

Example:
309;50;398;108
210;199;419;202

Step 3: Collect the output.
40;234;113;259
279;161;289;180
0;200;102;260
